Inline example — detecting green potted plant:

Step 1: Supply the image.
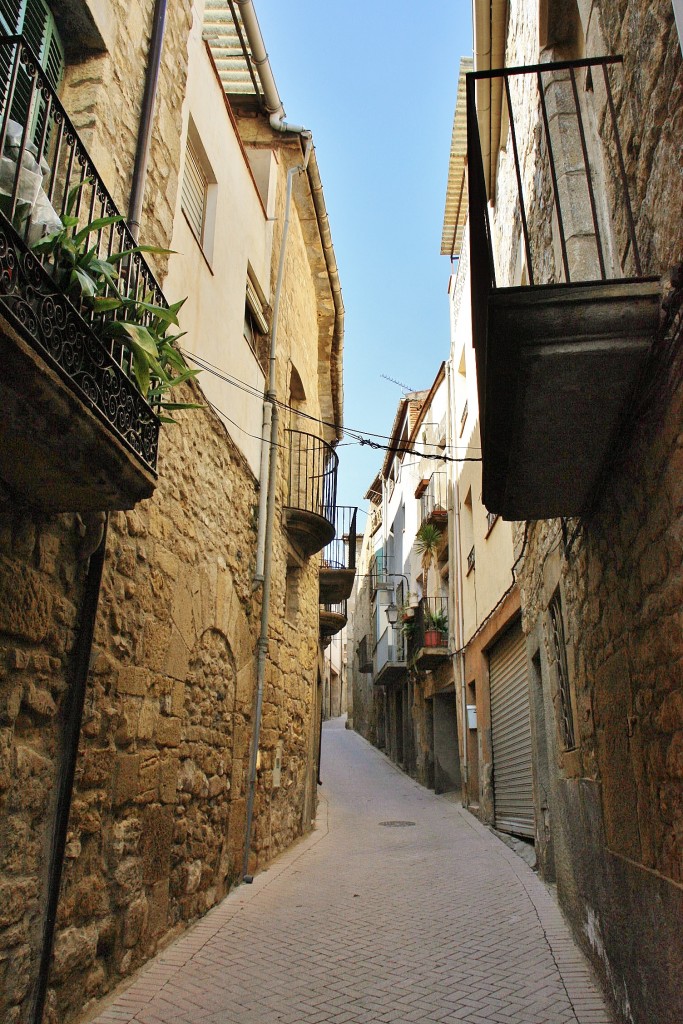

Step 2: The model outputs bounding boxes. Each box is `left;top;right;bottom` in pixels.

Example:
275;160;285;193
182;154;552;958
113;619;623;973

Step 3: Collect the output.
415;522;442;599
31;180;200;417
424;606;448;648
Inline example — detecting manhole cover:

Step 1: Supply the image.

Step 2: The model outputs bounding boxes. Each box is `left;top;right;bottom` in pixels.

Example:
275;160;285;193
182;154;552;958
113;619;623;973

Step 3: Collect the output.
379;820;416;828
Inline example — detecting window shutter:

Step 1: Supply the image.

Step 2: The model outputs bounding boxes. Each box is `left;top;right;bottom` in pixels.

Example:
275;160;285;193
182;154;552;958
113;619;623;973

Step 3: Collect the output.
181;140;207;244
0;0;64;146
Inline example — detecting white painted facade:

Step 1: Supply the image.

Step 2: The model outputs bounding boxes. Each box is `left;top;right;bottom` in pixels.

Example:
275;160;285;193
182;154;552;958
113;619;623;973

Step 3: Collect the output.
165;0;274;477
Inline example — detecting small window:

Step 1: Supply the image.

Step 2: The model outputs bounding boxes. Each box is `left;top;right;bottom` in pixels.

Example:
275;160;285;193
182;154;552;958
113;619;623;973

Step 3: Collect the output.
180;120;216;261
549;591;576;750
182;140;207;244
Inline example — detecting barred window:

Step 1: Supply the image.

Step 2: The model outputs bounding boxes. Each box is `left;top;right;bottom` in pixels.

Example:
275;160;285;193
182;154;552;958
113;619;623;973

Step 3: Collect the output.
549;591;576;749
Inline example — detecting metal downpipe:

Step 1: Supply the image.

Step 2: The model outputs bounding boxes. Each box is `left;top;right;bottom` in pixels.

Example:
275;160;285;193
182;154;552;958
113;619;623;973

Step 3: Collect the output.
128;0;167;240
30;517;108;1024
447;358;469;799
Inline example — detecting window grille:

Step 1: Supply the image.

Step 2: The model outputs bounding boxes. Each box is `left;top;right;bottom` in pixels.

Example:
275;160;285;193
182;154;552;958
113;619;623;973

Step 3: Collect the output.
467;545;475;574
549;592;576;749
181;139;207;245
486;511;499;533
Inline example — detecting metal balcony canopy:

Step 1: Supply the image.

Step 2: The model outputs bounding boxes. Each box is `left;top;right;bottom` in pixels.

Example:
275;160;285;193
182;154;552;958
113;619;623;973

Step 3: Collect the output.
467;56;661;520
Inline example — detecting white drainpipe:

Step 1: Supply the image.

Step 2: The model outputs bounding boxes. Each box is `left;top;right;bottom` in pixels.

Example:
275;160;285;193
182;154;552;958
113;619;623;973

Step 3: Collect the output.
235;0;307;133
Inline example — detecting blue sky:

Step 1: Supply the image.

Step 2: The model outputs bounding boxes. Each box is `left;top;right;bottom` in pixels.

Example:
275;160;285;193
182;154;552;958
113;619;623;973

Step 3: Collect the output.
255;1;474;514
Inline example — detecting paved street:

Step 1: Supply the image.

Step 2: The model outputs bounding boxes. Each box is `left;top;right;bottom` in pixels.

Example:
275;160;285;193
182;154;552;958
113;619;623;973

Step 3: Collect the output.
90;718;613;1024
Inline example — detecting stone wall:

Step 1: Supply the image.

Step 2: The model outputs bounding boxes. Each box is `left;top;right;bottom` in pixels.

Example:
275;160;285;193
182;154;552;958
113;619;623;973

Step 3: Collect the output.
0;497;92;1024
504;5;682;1023
0;7;335;1023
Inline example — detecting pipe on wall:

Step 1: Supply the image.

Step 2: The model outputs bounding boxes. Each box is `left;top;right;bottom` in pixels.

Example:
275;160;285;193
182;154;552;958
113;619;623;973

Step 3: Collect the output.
128;0;167;240
30;517;108;1024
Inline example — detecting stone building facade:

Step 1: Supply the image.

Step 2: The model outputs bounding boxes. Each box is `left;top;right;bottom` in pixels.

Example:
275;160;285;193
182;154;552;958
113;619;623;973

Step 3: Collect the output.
0;1;343;1022
465;2;682;1022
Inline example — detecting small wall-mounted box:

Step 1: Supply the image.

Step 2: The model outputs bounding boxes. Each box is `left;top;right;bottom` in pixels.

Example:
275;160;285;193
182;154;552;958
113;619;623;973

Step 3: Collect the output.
466;704;477;730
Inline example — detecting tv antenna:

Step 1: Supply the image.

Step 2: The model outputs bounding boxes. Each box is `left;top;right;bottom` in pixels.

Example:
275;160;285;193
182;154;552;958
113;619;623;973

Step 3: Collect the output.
381;373;415;394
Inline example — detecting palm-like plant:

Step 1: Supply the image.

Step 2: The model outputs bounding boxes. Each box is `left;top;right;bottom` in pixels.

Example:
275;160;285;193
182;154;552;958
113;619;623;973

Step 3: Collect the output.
415;522;442;599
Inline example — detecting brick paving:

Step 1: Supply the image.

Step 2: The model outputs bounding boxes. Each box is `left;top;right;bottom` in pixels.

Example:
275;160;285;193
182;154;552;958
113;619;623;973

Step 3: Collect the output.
88;718;613;1024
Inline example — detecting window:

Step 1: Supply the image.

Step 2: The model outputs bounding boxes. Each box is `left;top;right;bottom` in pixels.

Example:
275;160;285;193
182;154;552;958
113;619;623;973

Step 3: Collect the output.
549;591;576;749
245;271;269;369
180;119;216;259
181;140;207;243
0;0;65;145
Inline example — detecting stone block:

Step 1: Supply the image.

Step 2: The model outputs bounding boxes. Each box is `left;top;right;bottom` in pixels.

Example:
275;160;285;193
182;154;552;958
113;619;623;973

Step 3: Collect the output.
156;716;181;748
145;878;169;940
113;754;141;806
117;666;150;697
171;681;185;716
122;895;148;947
143;618;174;674
163;627;190;682
140;805;174;884
137;700;159;741
0;557;53;643
159;758;179;803
51;924;98;981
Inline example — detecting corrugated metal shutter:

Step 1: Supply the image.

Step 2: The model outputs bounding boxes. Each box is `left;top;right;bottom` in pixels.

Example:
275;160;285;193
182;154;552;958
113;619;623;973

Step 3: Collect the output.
489;620;534;837
181;140;207;244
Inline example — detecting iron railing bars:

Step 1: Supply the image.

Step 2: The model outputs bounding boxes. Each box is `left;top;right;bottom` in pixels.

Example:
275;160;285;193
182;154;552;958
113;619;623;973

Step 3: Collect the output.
409;596;449;660
537;70;570;283
467;54;623;83
467;56;647;292
286;429;338;523
568;66;606;280
0;37;167;309
601;63;642;276
321;506;358;572
503;74;535;286
8;69;36;220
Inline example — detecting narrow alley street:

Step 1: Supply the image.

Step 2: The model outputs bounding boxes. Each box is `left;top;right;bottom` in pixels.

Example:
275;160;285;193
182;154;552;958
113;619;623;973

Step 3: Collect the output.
89;719;612;1024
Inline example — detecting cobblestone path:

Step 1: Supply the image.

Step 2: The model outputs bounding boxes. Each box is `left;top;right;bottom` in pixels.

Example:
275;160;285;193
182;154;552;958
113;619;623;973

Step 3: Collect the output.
90;717;613;1024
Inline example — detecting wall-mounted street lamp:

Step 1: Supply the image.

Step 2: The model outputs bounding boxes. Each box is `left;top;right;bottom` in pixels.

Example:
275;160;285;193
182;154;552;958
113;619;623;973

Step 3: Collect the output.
386;600;399;625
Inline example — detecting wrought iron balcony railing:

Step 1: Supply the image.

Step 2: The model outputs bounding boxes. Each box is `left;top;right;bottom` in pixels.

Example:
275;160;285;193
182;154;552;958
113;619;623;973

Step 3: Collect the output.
321;505;357;571
284;429;337;557
319;599;347;640
0;36;165;485
466;56;661;519
369;551;393;593
407;597;450;671
320;505;357;603
373;625;406;685
420;472;448;527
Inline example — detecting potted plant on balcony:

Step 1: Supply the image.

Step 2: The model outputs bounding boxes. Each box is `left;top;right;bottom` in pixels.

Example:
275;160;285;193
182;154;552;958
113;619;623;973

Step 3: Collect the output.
424;606;448;648
415;522;442;600
31;180;200;417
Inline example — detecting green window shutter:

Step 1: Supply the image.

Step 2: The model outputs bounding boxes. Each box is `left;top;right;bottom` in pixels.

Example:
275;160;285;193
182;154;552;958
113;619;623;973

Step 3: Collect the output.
0;0;64;144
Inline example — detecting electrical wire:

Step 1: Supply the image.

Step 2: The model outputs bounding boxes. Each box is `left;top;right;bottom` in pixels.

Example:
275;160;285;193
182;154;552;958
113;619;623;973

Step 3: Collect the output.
181;347;483;461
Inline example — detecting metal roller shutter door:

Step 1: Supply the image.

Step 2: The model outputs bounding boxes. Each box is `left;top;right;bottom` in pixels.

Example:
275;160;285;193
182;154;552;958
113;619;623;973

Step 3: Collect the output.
489;621;534;837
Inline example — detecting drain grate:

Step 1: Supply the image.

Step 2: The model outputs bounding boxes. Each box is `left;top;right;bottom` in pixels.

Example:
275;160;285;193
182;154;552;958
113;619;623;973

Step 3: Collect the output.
379;820;416;828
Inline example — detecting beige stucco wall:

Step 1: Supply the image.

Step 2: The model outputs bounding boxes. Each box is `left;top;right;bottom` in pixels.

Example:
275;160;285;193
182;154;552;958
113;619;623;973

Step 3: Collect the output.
164;0;272;476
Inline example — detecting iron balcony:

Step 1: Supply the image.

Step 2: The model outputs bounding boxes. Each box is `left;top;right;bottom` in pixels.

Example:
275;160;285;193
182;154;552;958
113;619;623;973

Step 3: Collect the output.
0;36;165;511
467;56;661;520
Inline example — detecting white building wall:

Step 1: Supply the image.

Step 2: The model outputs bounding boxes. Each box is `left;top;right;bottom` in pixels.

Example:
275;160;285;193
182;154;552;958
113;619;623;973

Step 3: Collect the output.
165;0;273;477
